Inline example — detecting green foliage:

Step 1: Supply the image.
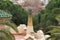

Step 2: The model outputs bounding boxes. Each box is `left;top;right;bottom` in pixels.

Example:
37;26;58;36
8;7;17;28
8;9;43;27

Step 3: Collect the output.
33;14;40;32
0;30;15;40
0;1;29;25
0;10;18;32
52;8;60;25
0;10;18;40
47;26;60;40
52;8;60;14
45;0;60;39
46;0;60;13
0;20;18;33
33;0;60;34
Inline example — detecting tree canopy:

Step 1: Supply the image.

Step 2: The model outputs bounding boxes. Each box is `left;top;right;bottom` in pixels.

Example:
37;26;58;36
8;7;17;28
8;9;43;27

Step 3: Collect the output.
0;0;29;25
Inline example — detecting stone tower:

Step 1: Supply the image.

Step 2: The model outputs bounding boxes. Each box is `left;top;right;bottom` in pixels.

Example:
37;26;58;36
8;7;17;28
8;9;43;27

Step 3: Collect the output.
27;10;34;34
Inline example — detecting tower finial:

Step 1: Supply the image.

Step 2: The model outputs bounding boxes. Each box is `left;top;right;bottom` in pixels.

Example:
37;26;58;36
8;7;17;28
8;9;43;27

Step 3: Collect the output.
27;8;34;34
28;8;32;15
27;8;33;26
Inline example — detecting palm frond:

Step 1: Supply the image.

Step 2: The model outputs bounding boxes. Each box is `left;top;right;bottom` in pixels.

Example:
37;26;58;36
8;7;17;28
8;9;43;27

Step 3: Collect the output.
0;30;15;40
0;20;18;33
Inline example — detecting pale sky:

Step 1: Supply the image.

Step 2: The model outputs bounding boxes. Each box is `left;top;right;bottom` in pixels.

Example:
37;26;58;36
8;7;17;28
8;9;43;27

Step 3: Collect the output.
10;0;49;6
18;0;24;3
40;0;49;6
